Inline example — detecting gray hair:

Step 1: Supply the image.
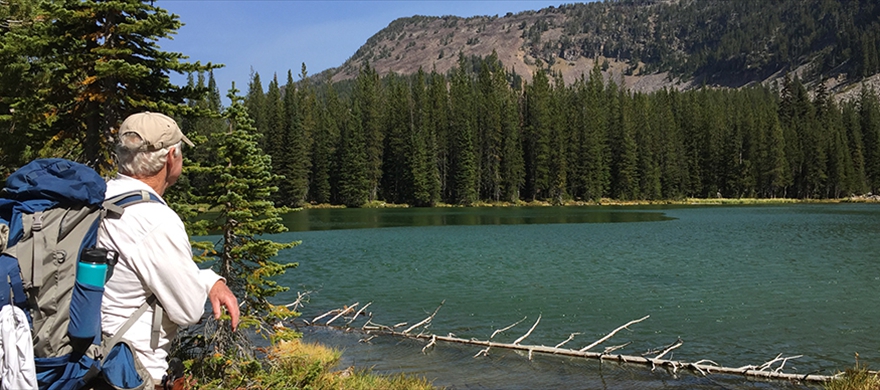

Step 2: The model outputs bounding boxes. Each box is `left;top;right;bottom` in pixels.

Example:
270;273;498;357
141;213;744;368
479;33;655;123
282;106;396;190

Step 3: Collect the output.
115;132;182;177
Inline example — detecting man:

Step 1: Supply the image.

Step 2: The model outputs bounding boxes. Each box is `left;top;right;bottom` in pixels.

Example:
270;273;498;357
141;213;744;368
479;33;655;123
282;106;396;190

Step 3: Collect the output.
97;112;240;388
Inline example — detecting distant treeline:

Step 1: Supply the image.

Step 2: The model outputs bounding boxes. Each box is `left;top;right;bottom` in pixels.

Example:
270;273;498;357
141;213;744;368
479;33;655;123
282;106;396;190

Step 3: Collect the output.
183;54;880;207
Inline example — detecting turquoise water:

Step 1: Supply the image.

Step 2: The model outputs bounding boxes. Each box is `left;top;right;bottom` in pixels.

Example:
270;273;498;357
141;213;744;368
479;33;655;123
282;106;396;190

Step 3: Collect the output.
266;204;880;389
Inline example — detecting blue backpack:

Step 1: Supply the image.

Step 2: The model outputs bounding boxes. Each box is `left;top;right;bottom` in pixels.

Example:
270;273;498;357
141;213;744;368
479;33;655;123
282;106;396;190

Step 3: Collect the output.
0;159;161;390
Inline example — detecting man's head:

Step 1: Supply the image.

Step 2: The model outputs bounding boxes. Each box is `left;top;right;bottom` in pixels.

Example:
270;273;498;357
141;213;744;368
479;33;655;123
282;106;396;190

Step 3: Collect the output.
115;112;194;188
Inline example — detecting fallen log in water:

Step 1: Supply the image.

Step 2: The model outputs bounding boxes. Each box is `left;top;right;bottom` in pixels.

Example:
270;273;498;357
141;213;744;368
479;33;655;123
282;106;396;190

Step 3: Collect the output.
308;301;838;384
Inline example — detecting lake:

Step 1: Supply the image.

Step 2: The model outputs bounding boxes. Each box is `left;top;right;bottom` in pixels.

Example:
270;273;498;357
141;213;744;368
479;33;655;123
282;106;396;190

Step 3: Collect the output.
265;204;880;389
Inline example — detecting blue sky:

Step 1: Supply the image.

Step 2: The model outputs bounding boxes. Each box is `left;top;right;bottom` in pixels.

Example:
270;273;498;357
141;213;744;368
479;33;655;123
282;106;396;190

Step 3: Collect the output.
157;1;569;99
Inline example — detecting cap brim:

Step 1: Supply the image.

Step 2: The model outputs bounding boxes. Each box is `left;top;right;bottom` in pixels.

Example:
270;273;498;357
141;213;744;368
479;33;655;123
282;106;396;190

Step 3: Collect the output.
181;134;195;147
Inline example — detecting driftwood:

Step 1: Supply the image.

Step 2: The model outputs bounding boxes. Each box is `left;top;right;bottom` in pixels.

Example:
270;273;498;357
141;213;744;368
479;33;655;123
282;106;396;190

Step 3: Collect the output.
309;302;838;384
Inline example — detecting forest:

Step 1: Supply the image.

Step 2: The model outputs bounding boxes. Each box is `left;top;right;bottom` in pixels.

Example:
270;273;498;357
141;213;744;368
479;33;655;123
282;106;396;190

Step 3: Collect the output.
204;52;880;208
2;0;880;209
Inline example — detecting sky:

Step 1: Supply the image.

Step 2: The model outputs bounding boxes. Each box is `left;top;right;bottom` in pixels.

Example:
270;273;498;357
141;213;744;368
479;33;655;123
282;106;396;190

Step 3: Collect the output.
157;0;570;100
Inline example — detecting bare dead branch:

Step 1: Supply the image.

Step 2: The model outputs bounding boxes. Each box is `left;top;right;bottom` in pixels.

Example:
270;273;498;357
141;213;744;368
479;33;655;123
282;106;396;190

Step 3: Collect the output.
422;335;437;353
346;302;372;325
513;314;541;345
555;332;582;348
758;353;784;371
312;308;339;323
285;291;311;310
403;300;445;334
580;315;650;352
326;303;358;325
491;316;527;340
653;338;683;360
603;341;632;354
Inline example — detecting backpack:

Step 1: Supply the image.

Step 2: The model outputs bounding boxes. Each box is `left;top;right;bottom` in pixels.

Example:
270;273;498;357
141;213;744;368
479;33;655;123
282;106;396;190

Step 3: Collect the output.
0;158;162;390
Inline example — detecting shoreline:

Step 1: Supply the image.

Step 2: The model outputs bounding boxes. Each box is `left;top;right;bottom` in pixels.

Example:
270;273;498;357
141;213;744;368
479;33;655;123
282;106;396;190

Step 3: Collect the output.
303;196;880;209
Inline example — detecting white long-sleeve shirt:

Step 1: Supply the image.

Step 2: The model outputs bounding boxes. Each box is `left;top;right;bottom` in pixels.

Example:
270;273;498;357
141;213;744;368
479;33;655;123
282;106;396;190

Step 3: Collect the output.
98;174;222;381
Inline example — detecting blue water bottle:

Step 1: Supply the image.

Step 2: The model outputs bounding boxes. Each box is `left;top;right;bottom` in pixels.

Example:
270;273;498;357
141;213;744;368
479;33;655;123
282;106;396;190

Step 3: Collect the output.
77;248;109;287
69;248;116;340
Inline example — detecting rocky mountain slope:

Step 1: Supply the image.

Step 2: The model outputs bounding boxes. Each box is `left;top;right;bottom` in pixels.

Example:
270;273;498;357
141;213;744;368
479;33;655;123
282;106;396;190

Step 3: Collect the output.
322;0;880;100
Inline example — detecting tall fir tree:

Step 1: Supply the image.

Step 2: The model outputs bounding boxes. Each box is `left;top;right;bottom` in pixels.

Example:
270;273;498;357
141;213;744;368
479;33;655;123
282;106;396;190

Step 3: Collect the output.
859;87;880;193
337;92;370;207
448;54;479;204
0;0;215;173
310;82;340;204
353;63;385;201
181;83;299;358
522;67;553;201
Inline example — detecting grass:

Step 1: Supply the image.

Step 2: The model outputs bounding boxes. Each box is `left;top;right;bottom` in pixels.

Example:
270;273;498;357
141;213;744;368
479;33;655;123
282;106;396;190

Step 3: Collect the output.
825;358;880;390
193;338;439;390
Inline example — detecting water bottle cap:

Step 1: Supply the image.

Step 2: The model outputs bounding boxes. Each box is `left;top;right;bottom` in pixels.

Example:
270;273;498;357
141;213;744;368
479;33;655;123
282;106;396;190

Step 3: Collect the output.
81;248;108;264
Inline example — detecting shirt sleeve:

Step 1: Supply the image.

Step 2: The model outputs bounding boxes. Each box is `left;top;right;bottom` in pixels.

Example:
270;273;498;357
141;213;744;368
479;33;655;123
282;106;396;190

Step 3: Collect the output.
128;210;221;326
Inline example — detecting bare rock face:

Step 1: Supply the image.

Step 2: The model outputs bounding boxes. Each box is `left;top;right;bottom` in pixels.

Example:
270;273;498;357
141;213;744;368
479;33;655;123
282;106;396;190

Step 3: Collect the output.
320;1;878;101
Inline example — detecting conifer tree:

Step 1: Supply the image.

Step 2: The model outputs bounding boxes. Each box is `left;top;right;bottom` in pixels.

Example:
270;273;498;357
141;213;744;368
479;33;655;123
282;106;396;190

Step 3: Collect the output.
183;83;299;357
523;67;553;201
410;68;440;206
245;71;267;136
310;83;340;204
635;92;661;199
842;100;867;194
381;73;412;203
498;68;525;203
338;94;370;207
427;70;451;202
0;0;215;173
353;63;385;201
282;68;313;207
607;82;639;200
859;87;880;193
448;54;479;204
548;73;568;204
476;55;501;201
584;63;611;200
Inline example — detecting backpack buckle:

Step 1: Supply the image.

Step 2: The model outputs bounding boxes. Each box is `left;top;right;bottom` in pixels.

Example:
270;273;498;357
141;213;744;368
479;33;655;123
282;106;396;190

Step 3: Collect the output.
32;212;43;232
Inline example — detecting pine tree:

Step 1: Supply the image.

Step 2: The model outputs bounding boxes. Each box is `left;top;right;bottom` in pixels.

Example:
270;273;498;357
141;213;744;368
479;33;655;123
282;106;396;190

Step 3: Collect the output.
498;67;525;203
477;53;504;201
608;81;639;200
182;83;299;358
584;63;611;201
523;67;553;201
381;73;411;203
353;63;385;201
448;54;478;205
310;83;340;204
410;68;440;206
245;71;267;136
859;87;880;193
282;68;313;207
427;70;450;202
842;100;867;194
548;73;568;204
337;92;370;207
0;0;215;173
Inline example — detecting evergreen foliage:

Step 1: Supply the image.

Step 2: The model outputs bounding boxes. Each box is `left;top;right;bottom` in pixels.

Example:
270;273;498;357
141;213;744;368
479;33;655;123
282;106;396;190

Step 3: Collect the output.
235;55;880;206
0;0;215;174
180;83;300;357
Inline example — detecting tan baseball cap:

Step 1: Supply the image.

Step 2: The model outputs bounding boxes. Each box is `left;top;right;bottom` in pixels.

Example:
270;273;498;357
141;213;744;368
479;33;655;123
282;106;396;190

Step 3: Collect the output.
119;111;194;151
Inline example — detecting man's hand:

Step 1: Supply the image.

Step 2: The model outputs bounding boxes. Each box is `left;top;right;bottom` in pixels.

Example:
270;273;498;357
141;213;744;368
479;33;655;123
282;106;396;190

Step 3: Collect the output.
208;280;240;331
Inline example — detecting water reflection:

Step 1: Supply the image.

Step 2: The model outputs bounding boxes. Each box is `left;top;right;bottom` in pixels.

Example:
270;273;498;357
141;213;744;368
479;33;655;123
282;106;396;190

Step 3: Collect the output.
282;206;675;232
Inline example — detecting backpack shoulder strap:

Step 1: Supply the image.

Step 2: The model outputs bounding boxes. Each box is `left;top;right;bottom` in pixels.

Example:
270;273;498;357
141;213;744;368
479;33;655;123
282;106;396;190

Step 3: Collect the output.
103;295;159;358
101;190;166;350
103;190;165;218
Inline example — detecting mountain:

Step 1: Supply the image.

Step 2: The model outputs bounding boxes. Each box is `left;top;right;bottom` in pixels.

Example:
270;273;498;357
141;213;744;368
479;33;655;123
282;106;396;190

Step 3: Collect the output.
322;0;880;99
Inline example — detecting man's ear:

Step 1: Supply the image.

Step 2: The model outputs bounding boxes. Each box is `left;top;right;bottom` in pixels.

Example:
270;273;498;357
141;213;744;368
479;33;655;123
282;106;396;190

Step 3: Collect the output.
165;147;177;168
